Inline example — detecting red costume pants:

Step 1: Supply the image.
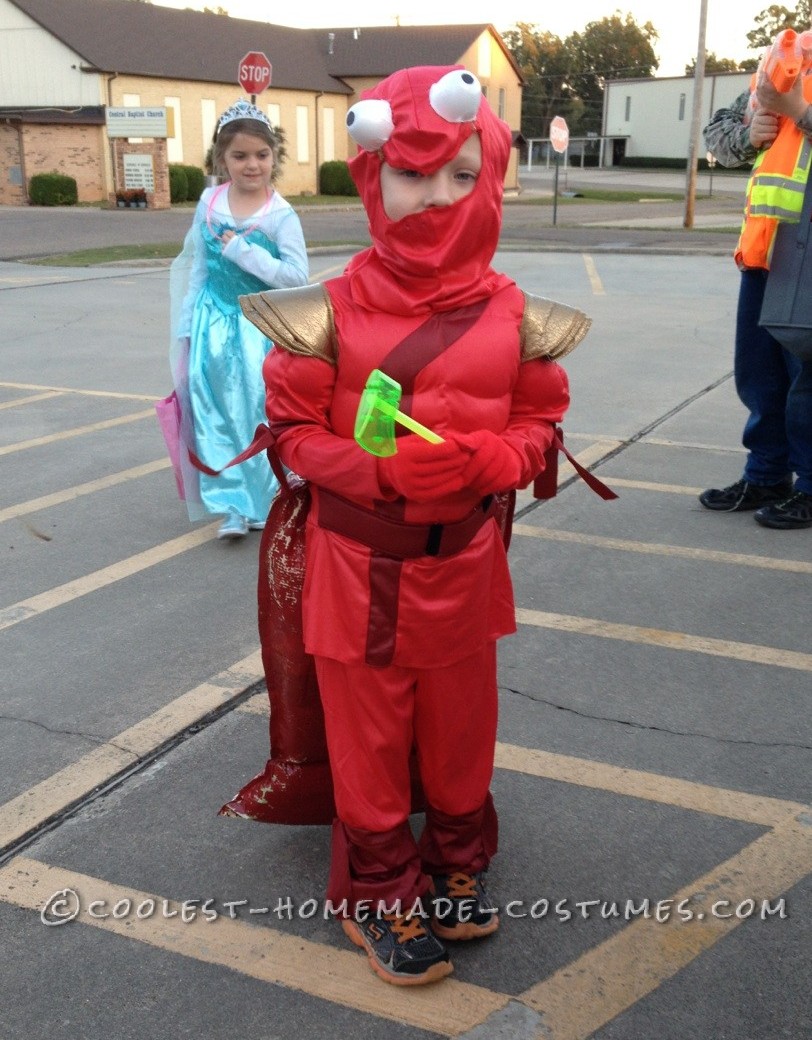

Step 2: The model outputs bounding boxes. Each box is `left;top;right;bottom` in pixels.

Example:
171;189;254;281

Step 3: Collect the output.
316;643;499;913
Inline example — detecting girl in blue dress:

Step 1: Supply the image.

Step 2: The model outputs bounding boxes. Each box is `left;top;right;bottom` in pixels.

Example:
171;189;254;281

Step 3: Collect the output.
170;100;309;539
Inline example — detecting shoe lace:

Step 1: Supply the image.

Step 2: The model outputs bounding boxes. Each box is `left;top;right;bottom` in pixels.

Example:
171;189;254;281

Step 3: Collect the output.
444;872;478;899
777;490;810;511
384;912;427;944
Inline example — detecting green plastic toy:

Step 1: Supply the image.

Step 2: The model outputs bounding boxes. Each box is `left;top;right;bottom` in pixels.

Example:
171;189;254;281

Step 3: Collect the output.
354;369;443;457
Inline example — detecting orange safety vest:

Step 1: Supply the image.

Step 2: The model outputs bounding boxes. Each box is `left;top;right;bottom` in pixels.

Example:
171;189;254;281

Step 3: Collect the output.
736;72;812;270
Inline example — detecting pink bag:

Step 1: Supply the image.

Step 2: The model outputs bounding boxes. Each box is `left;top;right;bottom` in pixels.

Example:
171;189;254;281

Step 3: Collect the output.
154;391;185;499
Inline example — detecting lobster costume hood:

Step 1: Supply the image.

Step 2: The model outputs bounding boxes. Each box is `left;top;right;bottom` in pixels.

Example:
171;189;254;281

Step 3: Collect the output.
344;65;515;314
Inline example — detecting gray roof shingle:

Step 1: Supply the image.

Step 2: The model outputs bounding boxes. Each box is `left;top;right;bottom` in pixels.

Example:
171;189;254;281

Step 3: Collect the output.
9;0;519;92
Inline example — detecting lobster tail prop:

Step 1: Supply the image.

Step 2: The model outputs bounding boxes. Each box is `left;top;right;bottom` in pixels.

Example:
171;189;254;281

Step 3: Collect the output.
220;478;337;824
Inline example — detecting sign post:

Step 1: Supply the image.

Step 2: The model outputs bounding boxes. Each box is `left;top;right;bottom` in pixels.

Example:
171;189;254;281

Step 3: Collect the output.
706;149;717;198
549;115;569;227
238;51;272;102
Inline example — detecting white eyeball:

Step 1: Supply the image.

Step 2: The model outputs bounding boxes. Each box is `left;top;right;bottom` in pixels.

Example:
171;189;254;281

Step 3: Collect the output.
346;99;394;151
429;70;482;123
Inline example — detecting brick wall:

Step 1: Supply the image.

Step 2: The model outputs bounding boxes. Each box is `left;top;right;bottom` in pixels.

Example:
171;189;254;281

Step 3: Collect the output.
22;124;106;202
112;138;171;209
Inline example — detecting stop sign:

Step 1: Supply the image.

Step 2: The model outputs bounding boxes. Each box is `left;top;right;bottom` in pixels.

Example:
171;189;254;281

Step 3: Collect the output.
238;51;272;95
549;115;569;154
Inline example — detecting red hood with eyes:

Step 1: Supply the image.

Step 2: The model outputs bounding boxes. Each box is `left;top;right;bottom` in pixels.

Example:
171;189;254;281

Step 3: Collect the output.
344;66;515;315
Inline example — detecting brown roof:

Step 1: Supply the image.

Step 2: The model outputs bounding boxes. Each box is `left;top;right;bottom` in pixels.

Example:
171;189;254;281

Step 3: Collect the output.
9;0;521;92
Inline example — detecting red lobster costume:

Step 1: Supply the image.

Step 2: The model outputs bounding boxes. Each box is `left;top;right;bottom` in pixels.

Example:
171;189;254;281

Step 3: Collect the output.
223;67;603;912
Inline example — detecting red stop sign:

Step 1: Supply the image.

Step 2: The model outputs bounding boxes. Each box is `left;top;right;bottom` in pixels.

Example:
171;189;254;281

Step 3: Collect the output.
550;115;569;154
238;51;272;95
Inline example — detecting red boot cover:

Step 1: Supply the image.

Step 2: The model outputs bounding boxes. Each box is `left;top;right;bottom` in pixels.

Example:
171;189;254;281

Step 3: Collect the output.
220;479;336;824
417;792;498;876
326;818;429;916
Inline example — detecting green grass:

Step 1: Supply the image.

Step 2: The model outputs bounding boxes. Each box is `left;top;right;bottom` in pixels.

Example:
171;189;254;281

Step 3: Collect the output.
30;243;183;267
507;188;685;205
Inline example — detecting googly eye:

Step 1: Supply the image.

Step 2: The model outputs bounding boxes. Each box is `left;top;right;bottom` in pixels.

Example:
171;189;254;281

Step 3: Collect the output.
429;70;482;123
346;99;394;151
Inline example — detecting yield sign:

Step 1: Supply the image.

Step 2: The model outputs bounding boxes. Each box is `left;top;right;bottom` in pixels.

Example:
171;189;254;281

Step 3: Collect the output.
549;115;569;154
238;51;272;96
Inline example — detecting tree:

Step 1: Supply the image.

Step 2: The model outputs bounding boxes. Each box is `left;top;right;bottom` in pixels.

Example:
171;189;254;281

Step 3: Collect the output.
502;23;576;138
684;52;754;75
747;1;811;49
564;13;659;134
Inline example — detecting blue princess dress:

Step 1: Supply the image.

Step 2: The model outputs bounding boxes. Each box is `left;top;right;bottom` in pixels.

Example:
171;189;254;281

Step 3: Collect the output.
169;185;309;523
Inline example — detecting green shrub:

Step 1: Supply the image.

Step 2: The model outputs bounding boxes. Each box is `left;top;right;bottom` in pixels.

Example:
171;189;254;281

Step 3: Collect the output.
168;164;189;203
182;164;205;200
319;160;358;197
29;172;78;206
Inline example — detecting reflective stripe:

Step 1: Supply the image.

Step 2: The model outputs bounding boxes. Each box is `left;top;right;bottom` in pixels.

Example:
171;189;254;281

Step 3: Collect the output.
751;175;807;193
749;203;802;220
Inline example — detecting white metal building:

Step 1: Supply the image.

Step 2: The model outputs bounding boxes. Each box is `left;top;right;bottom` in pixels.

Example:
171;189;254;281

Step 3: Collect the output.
603;71;752;162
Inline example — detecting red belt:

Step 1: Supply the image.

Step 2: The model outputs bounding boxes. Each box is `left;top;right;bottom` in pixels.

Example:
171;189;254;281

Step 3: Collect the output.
317;489;497;559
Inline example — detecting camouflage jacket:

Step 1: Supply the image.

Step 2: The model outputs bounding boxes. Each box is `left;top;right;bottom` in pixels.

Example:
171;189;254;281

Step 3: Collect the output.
704;87;812;169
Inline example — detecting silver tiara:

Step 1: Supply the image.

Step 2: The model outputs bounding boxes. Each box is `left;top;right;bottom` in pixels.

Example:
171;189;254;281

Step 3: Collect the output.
217;99;271;132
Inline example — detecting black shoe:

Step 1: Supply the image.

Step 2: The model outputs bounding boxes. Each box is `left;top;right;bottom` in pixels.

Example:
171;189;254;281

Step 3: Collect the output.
430;871;499;941
754;490;812;529
341;911;452;986
699;478;793;512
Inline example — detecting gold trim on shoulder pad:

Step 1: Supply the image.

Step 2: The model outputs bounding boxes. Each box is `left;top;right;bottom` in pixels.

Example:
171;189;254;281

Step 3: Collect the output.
239;283;337;365
520;291;592;362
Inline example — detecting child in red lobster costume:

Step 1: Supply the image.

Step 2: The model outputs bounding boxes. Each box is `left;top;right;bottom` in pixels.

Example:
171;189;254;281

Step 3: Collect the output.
238;66;592;986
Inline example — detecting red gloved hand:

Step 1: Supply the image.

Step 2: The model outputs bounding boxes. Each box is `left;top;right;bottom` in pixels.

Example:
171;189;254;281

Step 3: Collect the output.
458;430;524;495
377;436;468;502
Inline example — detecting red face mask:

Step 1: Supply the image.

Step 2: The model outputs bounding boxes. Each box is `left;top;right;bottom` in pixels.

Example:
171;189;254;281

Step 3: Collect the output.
345;66;514;314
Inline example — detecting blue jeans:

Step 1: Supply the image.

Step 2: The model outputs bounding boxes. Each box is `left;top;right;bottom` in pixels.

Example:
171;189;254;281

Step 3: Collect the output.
736;269;812;494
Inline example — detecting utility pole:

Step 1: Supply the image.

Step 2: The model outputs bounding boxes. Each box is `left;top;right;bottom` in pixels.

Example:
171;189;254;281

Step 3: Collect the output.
684;0;709;228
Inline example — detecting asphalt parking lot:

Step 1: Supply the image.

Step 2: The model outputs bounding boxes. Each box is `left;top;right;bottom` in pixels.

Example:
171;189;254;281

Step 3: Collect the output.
0;174;809;1039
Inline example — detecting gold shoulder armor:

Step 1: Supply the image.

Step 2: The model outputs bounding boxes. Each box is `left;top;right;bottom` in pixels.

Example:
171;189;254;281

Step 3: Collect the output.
239;283;337;365
520;291;592;362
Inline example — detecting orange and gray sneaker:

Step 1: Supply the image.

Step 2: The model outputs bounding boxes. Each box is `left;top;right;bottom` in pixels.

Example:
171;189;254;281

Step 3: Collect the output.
430;871;500;940
342;911;452;986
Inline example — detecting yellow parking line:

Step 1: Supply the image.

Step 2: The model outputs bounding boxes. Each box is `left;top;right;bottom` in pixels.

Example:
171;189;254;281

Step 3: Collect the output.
0;408;156;456
0;391;64;410
0;651;263;851
0;857;509;1035
0;381;157;402
592;476;702;495
643;436;746;454
583;254;605;295
0;523;218;632
0;459;172;523
520;814;812;1039
493;744;805;827
512;525;812;575
517;607;812;673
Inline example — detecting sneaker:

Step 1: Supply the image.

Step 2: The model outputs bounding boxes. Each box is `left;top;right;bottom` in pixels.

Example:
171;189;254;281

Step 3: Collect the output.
430;871;499;941
341;912;452;986
217;511;248;539
754;490;812;529
699;478;793;512
246;518;266;531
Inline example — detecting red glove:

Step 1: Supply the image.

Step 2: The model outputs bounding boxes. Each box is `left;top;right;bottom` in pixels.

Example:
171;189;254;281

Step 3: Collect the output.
377;436;468;502
458;430;523;495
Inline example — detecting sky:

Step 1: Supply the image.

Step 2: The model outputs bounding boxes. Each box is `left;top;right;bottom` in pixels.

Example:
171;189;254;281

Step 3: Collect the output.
153;1;776;77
